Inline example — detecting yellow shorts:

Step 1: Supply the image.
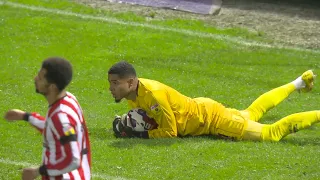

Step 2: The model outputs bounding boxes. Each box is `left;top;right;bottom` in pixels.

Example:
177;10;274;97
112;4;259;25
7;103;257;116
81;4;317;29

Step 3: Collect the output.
211;108;263;140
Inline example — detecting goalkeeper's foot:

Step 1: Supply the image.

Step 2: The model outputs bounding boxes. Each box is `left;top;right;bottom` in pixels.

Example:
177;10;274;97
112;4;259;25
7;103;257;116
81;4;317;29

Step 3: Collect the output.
301;70;316;92
293;70;316;92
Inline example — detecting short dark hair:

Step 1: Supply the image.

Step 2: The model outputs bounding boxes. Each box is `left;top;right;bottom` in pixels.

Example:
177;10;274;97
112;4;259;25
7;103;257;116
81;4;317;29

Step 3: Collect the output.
108;61;136;78
42;57;73;92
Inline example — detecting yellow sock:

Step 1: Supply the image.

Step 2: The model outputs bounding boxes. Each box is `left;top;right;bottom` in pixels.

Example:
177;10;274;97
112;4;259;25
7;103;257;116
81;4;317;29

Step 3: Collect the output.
261;111;320;141
244;83;296;122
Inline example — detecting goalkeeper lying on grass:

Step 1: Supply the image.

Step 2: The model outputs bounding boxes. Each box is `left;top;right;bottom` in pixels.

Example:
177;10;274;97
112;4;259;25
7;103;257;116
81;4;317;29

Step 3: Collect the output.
108;61;318;141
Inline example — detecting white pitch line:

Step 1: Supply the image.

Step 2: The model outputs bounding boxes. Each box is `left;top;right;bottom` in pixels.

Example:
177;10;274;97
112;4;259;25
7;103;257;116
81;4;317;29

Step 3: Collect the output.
0;158;128;180
0;1;319;54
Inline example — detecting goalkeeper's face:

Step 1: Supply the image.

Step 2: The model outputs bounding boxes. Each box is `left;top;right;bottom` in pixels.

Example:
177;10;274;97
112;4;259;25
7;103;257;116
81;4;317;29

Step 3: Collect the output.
108;74;134;103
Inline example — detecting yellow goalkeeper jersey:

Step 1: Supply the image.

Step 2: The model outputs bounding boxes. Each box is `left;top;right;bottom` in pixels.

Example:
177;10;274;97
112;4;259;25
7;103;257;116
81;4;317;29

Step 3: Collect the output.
128;78;228;138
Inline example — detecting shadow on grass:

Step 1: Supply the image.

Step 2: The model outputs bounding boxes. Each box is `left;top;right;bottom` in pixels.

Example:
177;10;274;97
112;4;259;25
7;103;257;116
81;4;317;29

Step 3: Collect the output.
109;134;236;149
90;125;320;148
110;137;179;148
108;131;320;148
279;128;320;147
281;138;320;146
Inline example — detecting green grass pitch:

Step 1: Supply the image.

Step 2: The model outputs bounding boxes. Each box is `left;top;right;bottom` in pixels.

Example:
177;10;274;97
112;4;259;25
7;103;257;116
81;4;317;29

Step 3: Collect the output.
1;0;320;179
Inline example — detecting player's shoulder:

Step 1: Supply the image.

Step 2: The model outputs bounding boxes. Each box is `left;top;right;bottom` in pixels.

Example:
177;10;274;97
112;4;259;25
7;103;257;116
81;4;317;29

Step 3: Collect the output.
138;78;163;99
66;91;77;101
49;94;81;118
138;78;166;92
137;78;168;103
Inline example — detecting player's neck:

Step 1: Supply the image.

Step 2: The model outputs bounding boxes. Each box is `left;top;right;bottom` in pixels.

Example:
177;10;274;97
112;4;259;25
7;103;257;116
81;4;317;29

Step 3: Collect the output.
46;90;67;106
127;90;137;101
127;80;139;101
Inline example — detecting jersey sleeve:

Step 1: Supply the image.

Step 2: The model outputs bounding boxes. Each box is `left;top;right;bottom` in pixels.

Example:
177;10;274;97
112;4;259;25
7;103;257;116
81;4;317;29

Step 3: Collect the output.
27;112;46;134
41;112;81;176
145;91;177;138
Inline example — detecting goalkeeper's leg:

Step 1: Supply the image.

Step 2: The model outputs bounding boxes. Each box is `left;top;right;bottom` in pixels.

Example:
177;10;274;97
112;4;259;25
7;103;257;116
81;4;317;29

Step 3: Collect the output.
261;111;320;141
241;83;295;122
241;70;315;122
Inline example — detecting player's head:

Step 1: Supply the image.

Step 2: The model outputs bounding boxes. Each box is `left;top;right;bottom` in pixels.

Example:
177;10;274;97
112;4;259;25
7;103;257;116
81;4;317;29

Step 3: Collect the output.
108;61;138;103
34;57;73;95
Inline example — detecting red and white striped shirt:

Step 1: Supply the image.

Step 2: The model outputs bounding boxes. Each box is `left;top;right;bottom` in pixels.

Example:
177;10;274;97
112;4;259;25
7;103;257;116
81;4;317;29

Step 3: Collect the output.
28;92;91;180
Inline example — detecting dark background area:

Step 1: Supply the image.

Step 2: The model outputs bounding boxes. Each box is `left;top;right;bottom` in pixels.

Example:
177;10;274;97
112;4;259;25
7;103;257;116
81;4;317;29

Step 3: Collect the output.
223;0;320;20
223;0;320;7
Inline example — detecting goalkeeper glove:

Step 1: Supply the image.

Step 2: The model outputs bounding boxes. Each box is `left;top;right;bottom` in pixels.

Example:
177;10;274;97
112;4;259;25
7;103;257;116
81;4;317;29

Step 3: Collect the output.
112;114;149;138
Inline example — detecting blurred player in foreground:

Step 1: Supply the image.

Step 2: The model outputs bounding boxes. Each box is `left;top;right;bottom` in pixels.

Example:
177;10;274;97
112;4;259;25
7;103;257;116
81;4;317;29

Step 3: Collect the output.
4;57;91;180
109;61;319;141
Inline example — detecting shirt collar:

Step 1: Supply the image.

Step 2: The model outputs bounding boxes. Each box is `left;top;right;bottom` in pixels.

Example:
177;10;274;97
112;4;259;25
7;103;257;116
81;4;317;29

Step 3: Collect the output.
136;79;146;97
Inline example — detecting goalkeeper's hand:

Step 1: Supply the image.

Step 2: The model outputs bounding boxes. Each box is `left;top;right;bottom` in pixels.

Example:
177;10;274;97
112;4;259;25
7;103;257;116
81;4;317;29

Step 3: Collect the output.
112;114;134;138
112;114;149;139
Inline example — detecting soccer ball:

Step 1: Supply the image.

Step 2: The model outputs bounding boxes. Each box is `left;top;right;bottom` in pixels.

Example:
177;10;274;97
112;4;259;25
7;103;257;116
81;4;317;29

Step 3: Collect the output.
126;108;158;132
